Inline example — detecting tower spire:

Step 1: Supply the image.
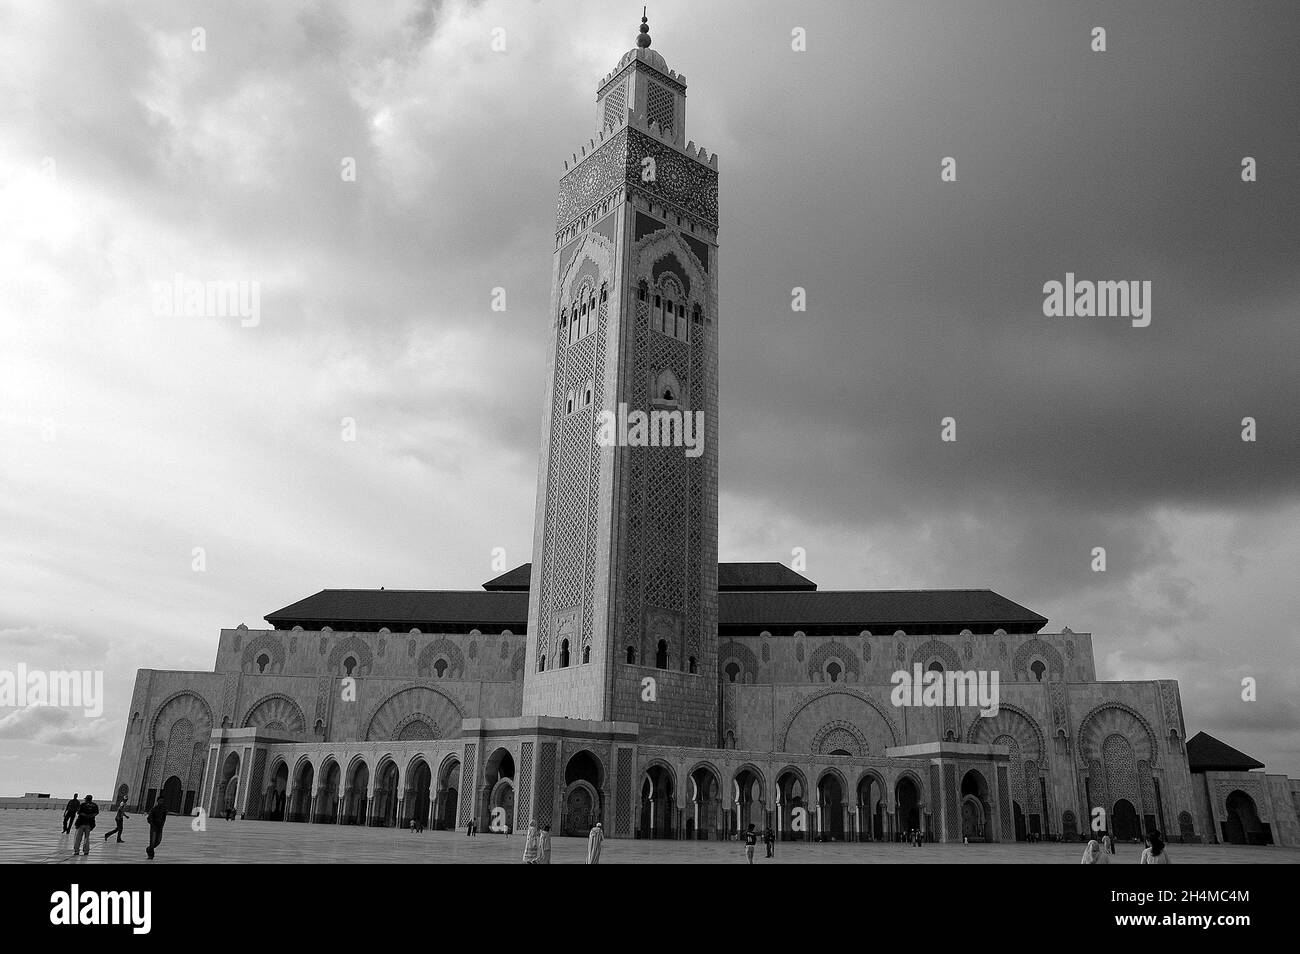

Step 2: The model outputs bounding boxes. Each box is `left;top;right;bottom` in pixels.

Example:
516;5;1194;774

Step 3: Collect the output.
637;7;651;48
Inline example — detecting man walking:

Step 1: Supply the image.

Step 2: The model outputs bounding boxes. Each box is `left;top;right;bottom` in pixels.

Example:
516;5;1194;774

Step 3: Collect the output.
104;801;128;843
71;795;99;855
743;823;758;864
61;793;79;834
145;799;168;860
763;825;775;859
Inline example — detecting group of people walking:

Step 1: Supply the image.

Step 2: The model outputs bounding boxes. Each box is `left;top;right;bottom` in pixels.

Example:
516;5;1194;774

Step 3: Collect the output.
519;820;605;863
59;793;170;859
1081;829;1171;864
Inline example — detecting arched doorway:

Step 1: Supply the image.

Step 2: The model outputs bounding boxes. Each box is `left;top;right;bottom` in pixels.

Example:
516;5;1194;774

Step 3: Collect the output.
264;761;288;820
215;752;240;817
688;765;721;840
343;760;369;825
481;748;515;832
1111;798;1139;841
315;759;340;823
404;759;432;829
776;769;807;841
640;764;675;839
435;757;460;830
161;775;183;814
1223;790;1270;845
856;774;884;841
372;760;399;827
896;775;921;839
733;767;764;838
817;772;846;841
959;770;990;842
564;751;603;835
290;761;314;822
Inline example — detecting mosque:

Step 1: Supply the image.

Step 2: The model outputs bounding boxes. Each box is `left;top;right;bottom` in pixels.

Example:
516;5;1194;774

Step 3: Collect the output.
112;17;1300;849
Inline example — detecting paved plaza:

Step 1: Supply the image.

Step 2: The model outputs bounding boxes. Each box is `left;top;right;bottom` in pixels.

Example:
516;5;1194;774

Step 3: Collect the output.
3;811;1298;864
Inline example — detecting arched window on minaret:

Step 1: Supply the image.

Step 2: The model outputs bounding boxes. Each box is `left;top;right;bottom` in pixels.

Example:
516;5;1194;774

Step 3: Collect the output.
688;656;697;674
653;276;685;340
566;390;575;415
637;280;648;302
656;639;669;669
576;280;595;339
538;654;546;673
600;281;608;303
560;639;571;668
626;646;636;664
582;645;591;664
652;369;683;408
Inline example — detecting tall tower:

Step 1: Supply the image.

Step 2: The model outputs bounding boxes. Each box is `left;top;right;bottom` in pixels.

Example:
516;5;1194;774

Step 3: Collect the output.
524;15;719;746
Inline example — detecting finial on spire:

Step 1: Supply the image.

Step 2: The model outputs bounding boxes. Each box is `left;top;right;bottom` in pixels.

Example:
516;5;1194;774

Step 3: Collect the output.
637;7;651;48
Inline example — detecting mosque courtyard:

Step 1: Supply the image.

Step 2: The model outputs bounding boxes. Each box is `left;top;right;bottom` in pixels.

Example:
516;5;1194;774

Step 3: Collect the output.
3;811;1297;864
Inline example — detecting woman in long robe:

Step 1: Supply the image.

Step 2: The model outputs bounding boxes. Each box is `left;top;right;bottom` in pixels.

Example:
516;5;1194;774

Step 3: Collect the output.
1080;838;1108;864
538;824;552;864
586;821;603;864
522;821;540;864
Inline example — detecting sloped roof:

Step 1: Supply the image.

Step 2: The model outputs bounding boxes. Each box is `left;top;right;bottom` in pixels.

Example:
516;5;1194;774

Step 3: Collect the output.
718;562;816;591
265;590;528;630
482;562;817;592
718;589;1044;631
1186;731;1265;772
482;564;533;591
266;585;1044;633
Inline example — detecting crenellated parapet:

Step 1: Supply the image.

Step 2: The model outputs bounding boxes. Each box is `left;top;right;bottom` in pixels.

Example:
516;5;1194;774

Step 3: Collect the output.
556;108;719;241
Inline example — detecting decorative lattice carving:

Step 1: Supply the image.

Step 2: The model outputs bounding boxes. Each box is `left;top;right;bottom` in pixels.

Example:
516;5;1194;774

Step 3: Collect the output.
517;741;534;828
777;688;901;752
364;685;463;742
458;744;477;824
555;129;629;229
417;639;465;679
626;128;718;227
242;694;307;734
997;734;1024;807
616;748;633;835
602;79;627;130
965;703;1046;761
327;635;373;676
943;764;959;836
812;720;869;757
911;639;961;672
150;691;214;743
807;640;860;682
1103;733;1140;810
718;640;759;680
1012;638;1064;681
997;765;1013;835
646;81;674;132
534;743;556;827
1077;702;1159;766
240;632;285;673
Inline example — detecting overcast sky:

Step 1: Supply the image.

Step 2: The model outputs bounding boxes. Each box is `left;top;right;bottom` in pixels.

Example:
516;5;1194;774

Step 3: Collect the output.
2;0;1298;795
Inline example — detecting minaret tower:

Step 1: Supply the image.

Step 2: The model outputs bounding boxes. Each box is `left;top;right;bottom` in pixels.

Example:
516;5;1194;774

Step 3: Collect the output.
523;14;719;746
